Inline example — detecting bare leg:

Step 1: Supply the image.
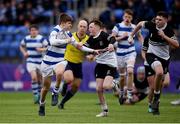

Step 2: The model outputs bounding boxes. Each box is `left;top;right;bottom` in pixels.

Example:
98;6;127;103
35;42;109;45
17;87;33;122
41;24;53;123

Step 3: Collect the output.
162;72;170;88
40;76;52;103
103;76;114;90
96;78;106;106
54;64;66;89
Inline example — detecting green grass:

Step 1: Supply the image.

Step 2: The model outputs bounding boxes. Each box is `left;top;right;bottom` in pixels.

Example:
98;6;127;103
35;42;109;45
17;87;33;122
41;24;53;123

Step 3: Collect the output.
0;92;180;123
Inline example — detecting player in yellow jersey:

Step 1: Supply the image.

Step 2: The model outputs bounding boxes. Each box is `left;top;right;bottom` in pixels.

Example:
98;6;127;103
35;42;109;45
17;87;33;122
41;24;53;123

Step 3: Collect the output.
51;19;89;109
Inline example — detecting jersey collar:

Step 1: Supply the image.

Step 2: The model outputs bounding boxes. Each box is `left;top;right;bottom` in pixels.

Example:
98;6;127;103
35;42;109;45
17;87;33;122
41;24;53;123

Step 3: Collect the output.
156;23;167;31
93;31;101;38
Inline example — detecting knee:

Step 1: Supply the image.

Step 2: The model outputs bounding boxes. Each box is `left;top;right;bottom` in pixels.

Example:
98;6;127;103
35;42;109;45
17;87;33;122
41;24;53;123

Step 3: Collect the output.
64;76;74;83
163;81;170;88
42;80;51;90
156;71;164;77
127;69;133;76
96;86;103;93
42;86;50;92
63;71;74;83
56;71;64;77
120;75;125;80
103;83;110;90
31;75;38;82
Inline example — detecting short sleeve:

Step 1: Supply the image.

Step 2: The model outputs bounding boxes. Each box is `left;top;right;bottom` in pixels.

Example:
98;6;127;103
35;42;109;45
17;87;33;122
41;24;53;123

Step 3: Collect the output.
42;38;49;47
20;38;26;46
112;24;119;34
144;21;154;30
49;31;58;41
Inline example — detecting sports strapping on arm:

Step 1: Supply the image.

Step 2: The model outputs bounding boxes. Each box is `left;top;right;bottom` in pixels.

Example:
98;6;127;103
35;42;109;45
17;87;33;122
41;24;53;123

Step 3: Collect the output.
128;21;145;44
130;21;145;38
49;31;70;46
68;33;95;53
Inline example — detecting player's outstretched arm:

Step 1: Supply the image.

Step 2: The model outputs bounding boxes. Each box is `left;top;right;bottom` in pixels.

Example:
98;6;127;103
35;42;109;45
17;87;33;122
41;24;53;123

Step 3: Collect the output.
137;31;144;43
49;32;71;46
130;21;145;37
128;21;145;44
69;36;98;54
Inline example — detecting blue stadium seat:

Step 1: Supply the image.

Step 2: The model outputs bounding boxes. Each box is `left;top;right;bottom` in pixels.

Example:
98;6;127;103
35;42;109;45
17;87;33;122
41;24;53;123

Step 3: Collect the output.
0;41;10;57
66;10;77;21
8;41;21;57
0;26;7;34
16;26;28;34
0;35;3;41
39;26;49;34
4;34;14;41
15;34;24;41
7;26;17;33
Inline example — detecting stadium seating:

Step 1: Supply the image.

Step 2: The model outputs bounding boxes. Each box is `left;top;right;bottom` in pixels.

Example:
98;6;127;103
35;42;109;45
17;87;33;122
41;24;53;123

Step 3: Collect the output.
0;26;48;58
0;24;151;59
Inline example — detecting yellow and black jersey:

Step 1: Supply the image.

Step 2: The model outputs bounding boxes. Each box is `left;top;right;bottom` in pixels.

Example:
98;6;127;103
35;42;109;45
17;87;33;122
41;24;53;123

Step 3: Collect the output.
65;32;89;63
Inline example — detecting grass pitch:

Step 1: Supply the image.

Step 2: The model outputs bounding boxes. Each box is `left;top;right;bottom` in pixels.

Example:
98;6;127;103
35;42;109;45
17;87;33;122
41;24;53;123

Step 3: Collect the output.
0;92;179;123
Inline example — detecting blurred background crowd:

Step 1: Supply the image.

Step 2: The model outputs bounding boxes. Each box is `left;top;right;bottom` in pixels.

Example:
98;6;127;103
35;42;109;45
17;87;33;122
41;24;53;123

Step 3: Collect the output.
0;0;179;62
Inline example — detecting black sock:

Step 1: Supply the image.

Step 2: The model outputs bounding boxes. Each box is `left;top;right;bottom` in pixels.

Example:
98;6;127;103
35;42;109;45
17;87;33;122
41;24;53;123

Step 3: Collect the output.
154;91;160;102
62;83;68;93
60;90;75;105
104;109;108;112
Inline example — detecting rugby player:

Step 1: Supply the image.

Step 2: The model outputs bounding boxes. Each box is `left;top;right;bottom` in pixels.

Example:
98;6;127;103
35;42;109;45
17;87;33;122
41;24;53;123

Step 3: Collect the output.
20;24;48;104
38;14;98;116
129;11;179;115
112;9;144;104
85;19;117;117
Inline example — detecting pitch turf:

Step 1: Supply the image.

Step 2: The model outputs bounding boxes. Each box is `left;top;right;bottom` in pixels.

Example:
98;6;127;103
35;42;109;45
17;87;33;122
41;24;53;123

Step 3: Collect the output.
0;92;179;123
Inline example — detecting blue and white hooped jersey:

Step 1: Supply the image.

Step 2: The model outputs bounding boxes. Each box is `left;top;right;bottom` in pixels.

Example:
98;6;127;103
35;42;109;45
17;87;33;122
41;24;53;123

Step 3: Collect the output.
42;25;70;65
112;22;136;56
21;35;48;64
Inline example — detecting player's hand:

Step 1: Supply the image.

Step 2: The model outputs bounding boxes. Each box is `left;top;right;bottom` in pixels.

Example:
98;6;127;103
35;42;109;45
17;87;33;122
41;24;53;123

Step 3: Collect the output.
108;44;114;52
23;52;29;58
86;54;95;62
128;35;134;44
36;47;42;52
122;32;128;38
93;50;100;55
76;42;83;49
158;30;165;39
66;38;72;43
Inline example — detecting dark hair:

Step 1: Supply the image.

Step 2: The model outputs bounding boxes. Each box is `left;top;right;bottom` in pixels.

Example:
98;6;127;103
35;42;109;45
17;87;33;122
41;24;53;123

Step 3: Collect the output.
89;18;103;28
156;11;168;19
59;13;72;24
124;9;133;16
29;24;38;30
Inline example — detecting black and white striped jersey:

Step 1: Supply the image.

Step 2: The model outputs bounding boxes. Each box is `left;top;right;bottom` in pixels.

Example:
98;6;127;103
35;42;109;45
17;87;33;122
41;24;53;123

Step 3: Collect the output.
144;21;177;60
